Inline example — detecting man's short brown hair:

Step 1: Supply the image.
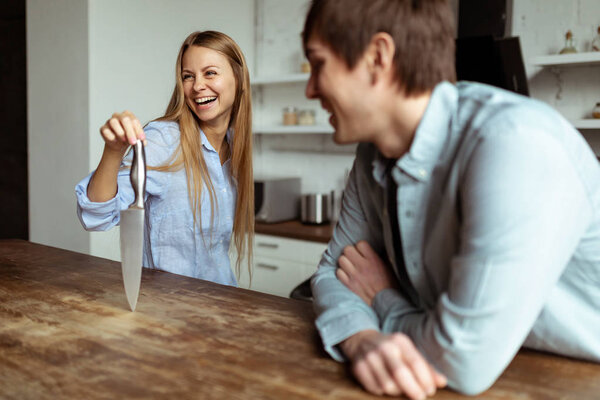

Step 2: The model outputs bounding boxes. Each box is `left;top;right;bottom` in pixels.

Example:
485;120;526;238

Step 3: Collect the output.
302;0;456;96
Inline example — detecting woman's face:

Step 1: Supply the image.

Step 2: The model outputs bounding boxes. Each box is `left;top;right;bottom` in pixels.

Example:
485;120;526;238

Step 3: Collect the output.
182;45;237;129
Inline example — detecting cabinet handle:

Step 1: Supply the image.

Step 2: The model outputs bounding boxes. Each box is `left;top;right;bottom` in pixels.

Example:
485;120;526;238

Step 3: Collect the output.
256;263;279;271
257;242;279;249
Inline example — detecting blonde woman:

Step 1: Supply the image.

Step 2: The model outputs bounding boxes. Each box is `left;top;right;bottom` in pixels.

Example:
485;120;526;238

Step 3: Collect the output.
75;31;253;285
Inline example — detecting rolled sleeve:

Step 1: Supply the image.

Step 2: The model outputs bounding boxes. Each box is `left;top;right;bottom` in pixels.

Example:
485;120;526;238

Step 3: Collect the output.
311;154;384;361
75;172;124;231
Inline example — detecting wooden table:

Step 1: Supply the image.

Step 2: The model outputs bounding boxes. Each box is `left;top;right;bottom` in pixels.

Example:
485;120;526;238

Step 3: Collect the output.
1;240;599;399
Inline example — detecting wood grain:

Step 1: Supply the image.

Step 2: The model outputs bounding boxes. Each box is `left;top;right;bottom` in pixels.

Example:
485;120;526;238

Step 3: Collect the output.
1;240;599;399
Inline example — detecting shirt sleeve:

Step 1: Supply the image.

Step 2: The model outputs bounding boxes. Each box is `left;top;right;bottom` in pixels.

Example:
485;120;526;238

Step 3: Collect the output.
311;157;382;362
372;119;593;395
75;122;177;231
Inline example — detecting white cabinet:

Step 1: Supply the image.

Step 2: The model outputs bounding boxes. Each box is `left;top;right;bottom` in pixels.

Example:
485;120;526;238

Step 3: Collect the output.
232;234;327;297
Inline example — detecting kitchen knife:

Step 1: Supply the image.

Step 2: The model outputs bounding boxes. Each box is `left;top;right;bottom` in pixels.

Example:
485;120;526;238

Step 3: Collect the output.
120;140;146;312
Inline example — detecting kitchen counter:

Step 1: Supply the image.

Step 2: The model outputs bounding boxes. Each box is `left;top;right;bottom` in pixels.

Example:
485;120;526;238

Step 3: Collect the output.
1;240;599;399
255;220;333;243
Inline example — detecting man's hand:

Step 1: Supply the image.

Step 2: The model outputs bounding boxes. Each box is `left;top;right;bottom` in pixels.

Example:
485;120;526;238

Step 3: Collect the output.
336;241;397;306
341;330;447;399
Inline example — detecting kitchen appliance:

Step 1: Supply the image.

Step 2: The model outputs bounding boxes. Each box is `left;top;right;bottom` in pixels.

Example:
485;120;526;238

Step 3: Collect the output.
120;140;146;312
254;177;301;223
300;192;334;225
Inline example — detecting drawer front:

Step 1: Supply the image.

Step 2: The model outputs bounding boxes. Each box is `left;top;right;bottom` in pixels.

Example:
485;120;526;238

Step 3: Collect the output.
237;255;317;297
254;234;327;265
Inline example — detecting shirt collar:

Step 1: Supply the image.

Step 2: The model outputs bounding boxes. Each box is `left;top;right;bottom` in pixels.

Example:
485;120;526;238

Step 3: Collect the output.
371;81;457;185
397;81;458;182
199;127;233;153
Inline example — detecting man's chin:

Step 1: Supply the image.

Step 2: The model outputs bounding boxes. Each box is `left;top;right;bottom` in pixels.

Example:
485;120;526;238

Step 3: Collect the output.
332;128;355;145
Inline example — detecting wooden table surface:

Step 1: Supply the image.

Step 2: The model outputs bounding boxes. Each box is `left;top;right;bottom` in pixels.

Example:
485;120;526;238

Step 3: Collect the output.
1;240;599;399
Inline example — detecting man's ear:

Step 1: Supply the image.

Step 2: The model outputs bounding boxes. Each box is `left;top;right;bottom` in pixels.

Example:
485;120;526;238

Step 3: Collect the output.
364;32;396;85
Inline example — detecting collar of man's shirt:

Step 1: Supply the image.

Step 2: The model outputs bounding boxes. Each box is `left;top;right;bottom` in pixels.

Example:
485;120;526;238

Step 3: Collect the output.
371;81;458;185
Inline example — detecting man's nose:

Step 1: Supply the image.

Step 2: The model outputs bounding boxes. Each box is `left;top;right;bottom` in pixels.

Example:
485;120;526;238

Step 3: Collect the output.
305;73;318;99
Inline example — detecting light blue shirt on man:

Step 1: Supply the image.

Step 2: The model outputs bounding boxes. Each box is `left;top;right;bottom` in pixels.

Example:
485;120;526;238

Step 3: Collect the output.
311;81;600;394
76;120;237;285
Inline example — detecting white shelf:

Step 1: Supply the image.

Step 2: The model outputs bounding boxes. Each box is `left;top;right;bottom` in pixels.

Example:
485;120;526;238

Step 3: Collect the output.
571;119;600;130
251;73;309;85
530;52;600;67
253;125;333;134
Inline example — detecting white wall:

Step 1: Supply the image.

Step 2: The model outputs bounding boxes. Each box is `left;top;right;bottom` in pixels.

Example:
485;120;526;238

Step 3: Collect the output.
27;0;255;259
512;0;600;154
27;0;90;253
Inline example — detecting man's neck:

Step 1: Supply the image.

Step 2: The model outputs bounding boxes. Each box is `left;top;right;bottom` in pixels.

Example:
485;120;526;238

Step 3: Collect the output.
374;90;432;159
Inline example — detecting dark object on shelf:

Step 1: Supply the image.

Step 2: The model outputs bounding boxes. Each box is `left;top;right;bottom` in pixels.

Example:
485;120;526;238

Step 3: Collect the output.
456;35;530;97
458;0;511;39
290;278;312;302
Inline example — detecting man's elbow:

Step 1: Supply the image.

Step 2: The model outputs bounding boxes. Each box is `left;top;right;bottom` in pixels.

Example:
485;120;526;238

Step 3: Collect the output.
441;355;506;396
448;374;495;396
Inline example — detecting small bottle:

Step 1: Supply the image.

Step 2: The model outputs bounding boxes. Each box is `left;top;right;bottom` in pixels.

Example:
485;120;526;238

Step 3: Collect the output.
298;109;315;126
592;103;600;119
559;30;577;54
592;26;600;52
282;107;298;125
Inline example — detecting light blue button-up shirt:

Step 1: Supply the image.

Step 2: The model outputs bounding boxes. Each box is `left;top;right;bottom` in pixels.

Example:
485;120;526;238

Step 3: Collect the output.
311;81;600;394
76;120;237;285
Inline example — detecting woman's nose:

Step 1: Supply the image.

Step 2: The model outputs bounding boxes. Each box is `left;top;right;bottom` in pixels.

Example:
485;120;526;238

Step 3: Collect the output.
193;78;206;92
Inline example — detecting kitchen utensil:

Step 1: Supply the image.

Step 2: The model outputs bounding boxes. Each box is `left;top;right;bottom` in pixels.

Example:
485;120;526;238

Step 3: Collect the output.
255;177;301;223
300;192;334;224
120;140;146;311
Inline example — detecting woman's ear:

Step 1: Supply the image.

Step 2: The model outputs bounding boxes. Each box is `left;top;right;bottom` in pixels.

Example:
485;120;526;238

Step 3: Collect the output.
364;32;396;85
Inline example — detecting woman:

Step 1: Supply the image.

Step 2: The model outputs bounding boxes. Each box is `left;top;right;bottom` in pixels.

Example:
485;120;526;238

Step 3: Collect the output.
75;31;253;285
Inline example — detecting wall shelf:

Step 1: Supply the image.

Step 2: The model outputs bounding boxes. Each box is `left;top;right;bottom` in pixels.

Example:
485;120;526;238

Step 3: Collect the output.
251;73;309;85
530;52;600;67
253;125;333;134
571;119;600;130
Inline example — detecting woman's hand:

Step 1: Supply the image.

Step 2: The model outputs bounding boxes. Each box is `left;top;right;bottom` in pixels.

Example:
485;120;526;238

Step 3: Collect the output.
341;330;447;399
336;240;397;306
99;110;146;154
87;111;146;202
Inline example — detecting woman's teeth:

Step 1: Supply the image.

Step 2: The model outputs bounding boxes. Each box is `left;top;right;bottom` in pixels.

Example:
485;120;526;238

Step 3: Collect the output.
195;96;217;105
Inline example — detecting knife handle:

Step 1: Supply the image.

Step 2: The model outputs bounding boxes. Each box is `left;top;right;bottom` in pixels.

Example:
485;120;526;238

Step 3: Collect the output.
130;140;146;209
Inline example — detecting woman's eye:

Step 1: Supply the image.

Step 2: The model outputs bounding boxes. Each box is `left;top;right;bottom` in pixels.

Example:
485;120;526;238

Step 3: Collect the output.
182;74;194;81
206;70;217;76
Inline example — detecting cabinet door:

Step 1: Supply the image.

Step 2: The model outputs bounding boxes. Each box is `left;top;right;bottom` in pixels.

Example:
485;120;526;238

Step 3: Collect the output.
254;234;327;265
237;255;316;297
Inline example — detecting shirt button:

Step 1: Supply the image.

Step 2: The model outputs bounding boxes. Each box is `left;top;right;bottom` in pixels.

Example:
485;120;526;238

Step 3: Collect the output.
405;211;414;218
418;168;427;178
222;188;227;193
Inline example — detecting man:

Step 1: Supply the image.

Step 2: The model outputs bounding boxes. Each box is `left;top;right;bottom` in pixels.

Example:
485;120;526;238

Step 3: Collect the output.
302;0;600;399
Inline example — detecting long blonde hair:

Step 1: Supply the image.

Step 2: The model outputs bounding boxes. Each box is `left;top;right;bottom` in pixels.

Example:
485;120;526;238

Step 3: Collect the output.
154;31;253;278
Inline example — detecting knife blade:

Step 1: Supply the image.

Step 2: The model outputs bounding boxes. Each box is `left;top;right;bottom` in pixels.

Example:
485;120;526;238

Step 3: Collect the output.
120;140;146;311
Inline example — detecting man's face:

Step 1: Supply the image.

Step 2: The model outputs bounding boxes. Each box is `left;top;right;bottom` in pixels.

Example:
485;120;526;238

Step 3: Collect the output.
304;36;375;144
